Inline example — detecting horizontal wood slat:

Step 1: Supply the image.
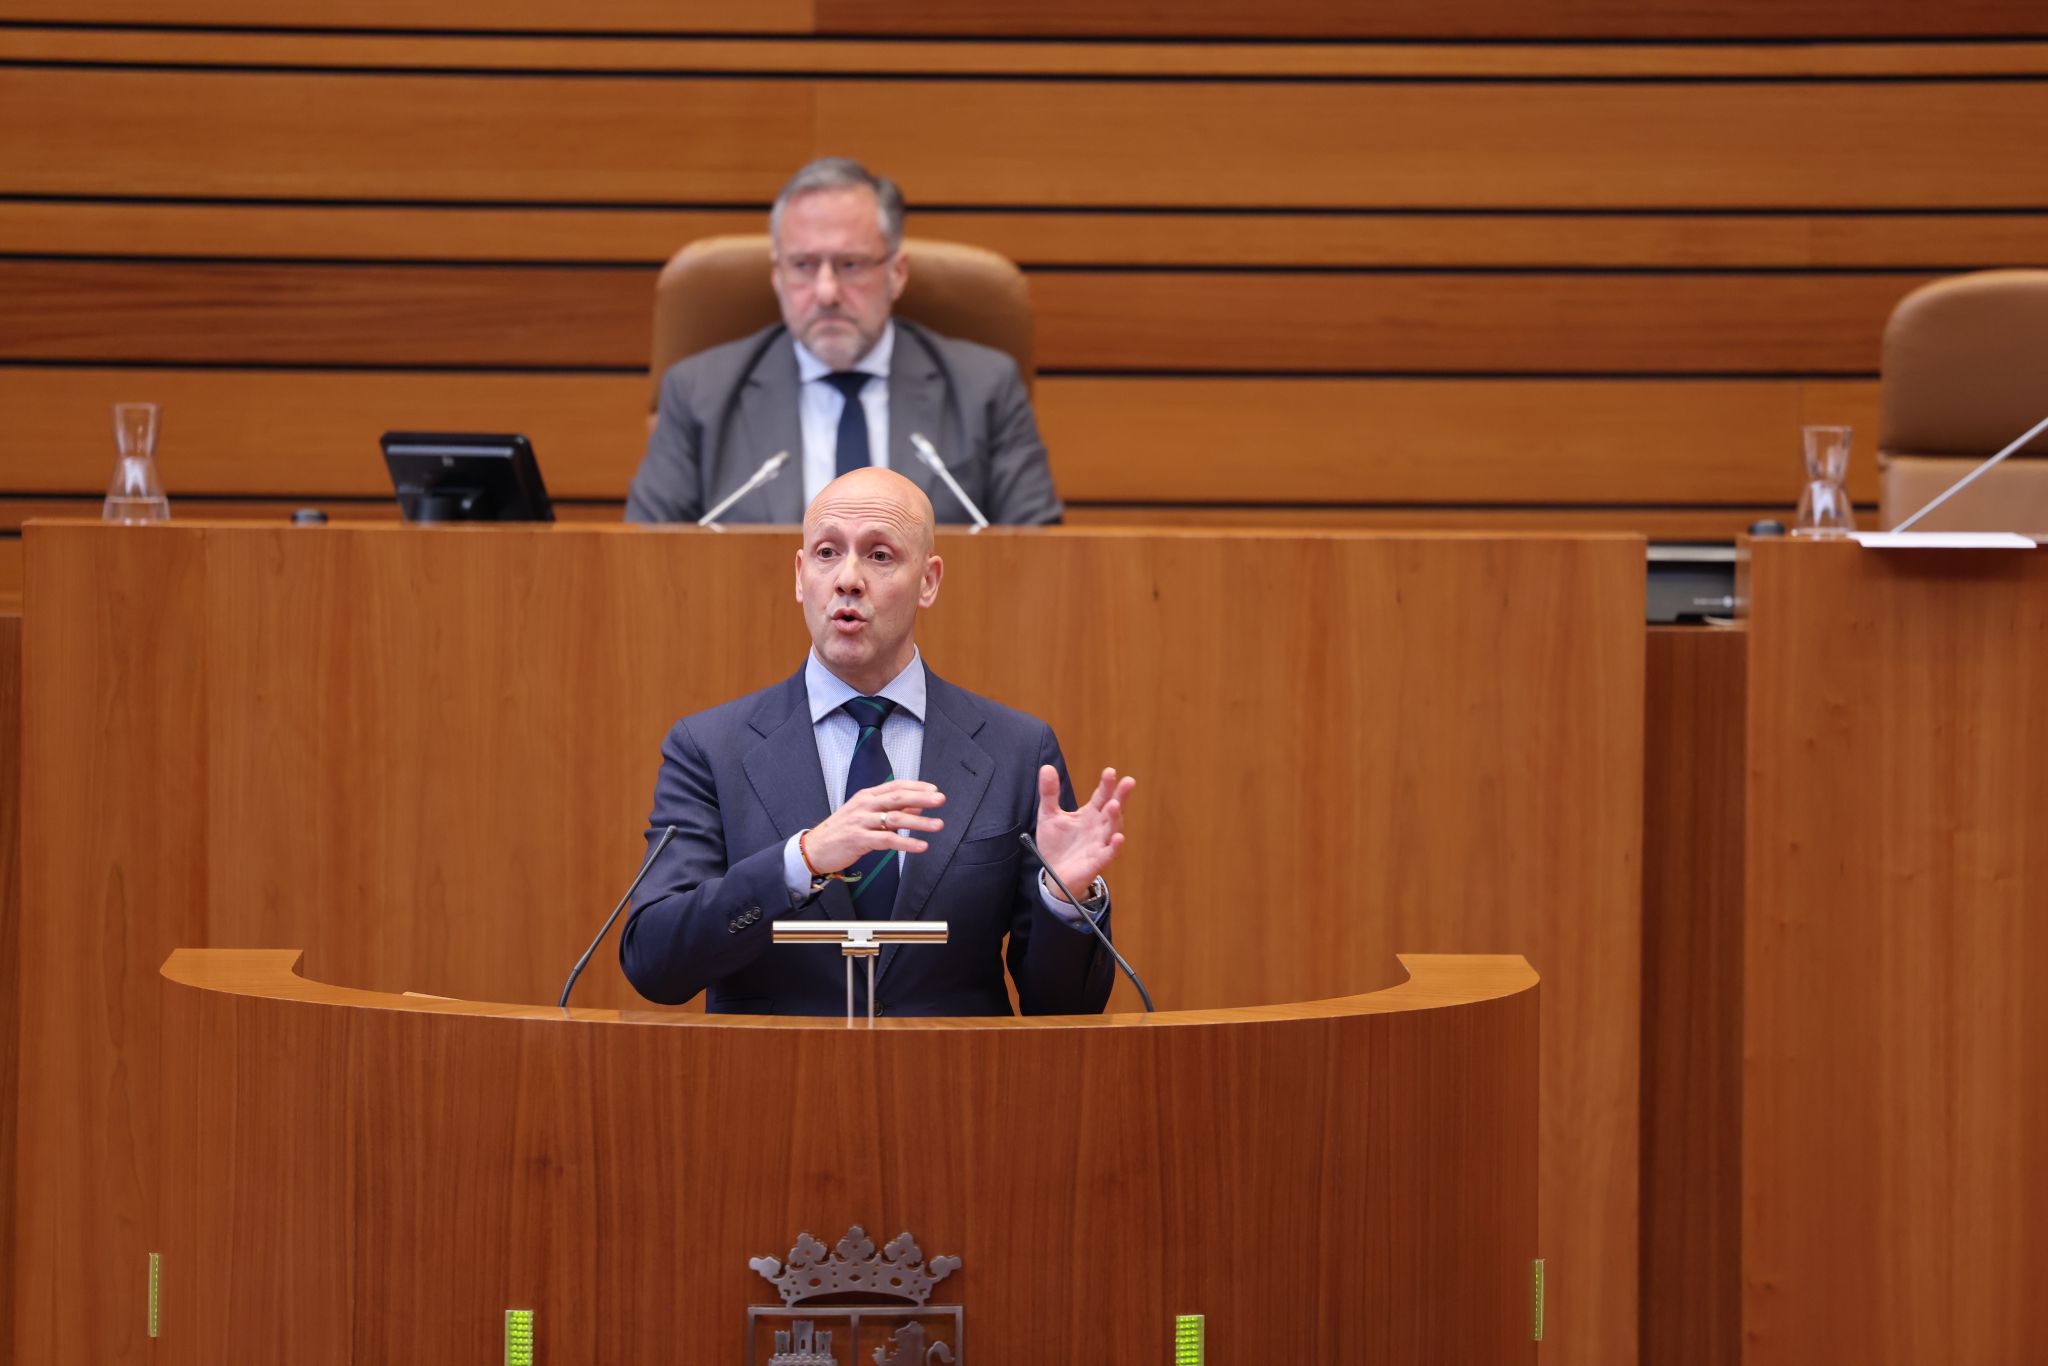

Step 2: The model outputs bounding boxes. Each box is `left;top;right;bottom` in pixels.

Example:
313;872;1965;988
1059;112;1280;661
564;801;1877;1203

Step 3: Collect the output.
0;261;1929;372
2;0;2040;37
1040;376;1882;501
1030;273;1916;374
9;30;2048;77
7;202;2047;270
0;0;813;31
7;68;2048;208
814;0;2048;39
0;367;1881;503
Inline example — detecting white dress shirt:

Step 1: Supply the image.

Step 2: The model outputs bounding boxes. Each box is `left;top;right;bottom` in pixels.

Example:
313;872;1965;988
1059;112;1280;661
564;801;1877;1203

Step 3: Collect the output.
794;323;894;506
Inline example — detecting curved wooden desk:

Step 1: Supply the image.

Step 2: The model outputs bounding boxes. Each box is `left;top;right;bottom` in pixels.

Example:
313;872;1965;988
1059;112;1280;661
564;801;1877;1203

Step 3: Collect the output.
159;949;1537;1365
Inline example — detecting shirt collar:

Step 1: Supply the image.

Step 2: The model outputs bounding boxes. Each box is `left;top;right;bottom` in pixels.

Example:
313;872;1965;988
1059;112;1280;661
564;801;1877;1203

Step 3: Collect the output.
805;646;926;724
793;321;895;385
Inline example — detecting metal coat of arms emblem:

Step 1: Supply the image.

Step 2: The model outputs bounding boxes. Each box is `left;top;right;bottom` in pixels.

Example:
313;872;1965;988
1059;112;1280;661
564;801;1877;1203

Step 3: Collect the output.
747;1225;962;1365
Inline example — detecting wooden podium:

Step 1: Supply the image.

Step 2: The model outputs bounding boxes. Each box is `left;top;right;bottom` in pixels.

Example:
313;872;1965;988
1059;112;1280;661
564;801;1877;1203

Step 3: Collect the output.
159;948;1538;1364
1743;540;2048;1365
18;523;1644;1364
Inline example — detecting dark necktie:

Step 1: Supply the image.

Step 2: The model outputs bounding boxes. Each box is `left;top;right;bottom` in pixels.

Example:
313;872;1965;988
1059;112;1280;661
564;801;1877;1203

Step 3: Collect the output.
841;695;899;912
825;371;873;477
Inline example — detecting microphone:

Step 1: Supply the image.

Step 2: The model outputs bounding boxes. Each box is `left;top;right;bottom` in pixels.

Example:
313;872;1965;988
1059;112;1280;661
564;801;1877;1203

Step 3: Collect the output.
1018;831;1154;1012
1892;412;2048;532
559;825;679;1009
697;451;790;530
908;433;991;533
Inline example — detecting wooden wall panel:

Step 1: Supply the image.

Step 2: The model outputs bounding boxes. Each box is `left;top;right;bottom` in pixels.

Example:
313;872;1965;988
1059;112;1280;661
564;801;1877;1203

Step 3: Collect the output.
13;30;2048;77
815;0;2048;39
0;261;1930;373
21;524;1641;1366
1639;626;1746;1366
8;68;2048;209
4;0;2044;37
0;367;1881;505
7;201;2047;269
0;614;18;1366
16;533;209;1366
0;71;816;202
0;0;812;28
1744;545;2048;1364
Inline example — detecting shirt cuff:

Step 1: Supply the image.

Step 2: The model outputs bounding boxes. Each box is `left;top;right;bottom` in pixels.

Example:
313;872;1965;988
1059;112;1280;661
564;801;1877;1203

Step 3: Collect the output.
1038;870;1107;926
782;833;813;900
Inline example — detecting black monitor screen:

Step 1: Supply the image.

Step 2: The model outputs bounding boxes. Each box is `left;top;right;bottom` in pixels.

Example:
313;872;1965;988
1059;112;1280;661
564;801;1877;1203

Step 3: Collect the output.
381;432;555;523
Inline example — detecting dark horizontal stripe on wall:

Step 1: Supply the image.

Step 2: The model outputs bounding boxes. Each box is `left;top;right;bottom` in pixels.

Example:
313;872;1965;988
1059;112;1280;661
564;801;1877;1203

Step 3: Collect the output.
0;356;647;375
11;193;2048;217
0;251;2001;278
8;55;2048;85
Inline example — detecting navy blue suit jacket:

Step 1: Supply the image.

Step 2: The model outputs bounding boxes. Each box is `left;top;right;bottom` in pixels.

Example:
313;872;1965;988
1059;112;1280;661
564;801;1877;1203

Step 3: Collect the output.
619;666;1115;1016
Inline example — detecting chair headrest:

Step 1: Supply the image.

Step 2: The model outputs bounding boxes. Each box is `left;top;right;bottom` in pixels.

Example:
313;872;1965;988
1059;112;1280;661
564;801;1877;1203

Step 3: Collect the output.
1881;269;2048;458
648;235;1036;410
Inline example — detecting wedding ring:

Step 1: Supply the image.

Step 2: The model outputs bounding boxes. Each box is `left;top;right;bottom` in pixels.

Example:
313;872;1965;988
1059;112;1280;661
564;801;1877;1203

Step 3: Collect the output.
876;811;889;830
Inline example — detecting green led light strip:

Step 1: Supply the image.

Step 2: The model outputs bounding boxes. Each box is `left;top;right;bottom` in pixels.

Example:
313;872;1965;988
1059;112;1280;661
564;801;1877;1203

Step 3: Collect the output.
505;1308;535;1366
1174;1312;1204;1365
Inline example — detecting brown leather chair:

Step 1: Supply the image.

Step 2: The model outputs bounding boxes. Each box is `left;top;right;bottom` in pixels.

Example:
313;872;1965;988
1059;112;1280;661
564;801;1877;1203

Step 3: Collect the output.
646;235;1035;428
1878;269;2048;531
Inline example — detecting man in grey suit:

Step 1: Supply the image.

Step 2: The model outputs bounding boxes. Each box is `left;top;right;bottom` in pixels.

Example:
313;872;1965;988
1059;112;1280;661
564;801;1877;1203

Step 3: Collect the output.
619;468;1133;1015
625;158;1063;526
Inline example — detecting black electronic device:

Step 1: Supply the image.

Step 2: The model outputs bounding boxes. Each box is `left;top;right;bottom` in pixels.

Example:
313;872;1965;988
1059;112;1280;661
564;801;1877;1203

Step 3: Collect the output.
380;431;555;523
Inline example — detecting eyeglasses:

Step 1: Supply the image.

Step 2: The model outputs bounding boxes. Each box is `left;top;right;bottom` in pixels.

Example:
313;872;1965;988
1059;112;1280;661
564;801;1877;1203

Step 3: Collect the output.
776;253;892;284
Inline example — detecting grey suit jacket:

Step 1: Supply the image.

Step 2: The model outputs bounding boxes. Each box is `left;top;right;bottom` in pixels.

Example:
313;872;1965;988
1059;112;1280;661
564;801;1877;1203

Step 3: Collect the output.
624;320;1063;525
617;667;1114;1016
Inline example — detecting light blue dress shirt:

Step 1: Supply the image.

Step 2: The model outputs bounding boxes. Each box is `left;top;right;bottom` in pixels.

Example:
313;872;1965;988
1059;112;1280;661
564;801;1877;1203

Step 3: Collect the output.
780;649;1099;924
794;323;894;505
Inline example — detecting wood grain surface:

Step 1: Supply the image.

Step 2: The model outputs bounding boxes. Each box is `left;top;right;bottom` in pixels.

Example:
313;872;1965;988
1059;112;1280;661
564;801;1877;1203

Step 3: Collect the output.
1639;625;1746;1366
0;614;18;1366
1744;542;2048;1364
0;261;1927;373
0;367;1880;506
12;29;2048;76
4;0;2043;36
813;0;2048;39
9;200;2046;269
18;524;1641;1365
0;0;812;27
7;67;2047;209
158;949;1540;1364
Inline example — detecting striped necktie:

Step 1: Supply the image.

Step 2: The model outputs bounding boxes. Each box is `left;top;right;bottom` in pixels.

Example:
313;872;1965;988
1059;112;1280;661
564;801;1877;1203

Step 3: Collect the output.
841;694;899;911
825;371;873;477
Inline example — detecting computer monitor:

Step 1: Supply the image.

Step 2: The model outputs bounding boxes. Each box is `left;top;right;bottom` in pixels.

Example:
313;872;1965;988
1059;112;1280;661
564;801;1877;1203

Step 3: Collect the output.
380;432;555;523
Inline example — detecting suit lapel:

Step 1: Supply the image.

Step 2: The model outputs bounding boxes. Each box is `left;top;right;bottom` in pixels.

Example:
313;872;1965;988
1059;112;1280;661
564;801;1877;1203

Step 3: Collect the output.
888;326;947;505
737;336;807;522
740;671;851;918
877;674;993;987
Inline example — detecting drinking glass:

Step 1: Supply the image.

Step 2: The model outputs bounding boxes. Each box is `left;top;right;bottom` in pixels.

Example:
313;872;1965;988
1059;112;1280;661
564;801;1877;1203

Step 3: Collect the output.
104;402;170;523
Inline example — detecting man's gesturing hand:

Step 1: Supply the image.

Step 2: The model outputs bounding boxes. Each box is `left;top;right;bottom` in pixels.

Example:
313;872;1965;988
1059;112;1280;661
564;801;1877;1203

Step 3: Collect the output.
803;779;946;875
1033;766;1136;901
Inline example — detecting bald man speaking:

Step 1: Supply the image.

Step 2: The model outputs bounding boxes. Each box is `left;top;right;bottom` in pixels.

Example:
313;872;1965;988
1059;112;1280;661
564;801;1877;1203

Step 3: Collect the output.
620;469;1134;1016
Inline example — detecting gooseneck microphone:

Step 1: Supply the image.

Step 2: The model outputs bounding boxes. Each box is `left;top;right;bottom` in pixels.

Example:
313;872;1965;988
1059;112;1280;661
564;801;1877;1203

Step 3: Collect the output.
1893;412;2048;532
908;433;991;533
559;825;679;1009
698;451;790;530
1019;831;1154;1012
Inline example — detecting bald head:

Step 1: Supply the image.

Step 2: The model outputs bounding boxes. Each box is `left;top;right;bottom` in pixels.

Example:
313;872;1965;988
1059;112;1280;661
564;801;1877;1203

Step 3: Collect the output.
802;467;936;558
794;467;945;692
